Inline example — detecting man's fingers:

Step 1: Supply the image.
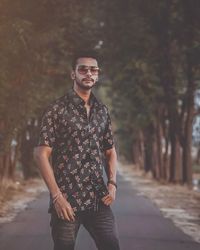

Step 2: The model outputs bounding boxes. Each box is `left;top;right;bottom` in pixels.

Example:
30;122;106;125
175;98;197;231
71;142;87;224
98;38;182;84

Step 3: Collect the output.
55;200;75;222
104;199;112;205
103;195;112;202
68;210;75;221
66;204;76;220
60;210;75;222
61;205;75;221
103;197;111;203
102;195;113;205
58;213;64;219
102;194;110;202
62;209;71;221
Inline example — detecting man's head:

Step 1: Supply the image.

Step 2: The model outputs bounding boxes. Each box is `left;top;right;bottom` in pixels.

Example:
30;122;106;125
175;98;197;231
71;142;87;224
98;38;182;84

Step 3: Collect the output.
71;51;100;91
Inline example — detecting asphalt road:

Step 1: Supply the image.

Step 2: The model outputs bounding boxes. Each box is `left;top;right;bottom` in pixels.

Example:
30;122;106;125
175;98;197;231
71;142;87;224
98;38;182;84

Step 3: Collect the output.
0;174;200;250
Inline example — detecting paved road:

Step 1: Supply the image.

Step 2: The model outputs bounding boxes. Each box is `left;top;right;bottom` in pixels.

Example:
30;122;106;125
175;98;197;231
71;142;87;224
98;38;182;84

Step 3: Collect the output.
0;174;200;250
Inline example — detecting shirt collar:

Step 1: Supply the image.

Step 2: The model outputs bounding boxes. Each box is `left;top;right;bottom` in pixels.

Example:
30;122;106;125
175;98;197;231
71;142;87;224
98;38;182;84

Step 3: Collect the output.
66;88;100;107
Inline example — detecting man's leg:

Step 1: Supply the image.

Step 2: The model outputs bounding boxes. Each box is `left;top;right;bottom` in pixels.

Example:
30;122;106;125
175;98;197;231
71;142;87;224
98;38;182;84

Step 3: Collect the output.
82;202;120;250
50;211;80;250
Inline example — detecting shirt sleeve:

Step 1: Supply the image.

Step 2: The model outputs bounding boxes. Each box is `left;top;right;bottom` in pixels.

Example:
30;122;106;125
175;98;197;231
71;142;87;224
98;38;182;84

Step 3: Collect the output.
37;106;57;148
102;108;115;151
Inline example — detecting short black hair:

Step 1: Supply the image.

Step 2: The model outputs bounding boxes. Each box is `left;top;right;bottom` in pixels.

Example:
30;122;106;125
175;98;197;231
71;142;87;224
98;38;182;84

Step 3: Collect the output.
71;50;99;70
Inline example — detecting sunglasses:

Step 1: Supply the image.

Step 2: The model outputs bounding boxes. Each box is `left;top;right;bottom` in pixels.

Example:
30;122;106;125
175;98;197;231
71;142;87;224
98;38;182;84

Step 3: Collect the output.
77;65;100;75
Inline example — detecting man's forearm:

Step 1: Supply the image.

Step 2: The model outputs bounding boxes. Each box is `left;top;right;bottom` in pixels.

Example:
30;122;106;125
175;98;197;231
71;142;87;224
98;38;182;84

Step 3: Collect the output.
34;146;75;220
102;147;118;205
105;147;117;182
34;147;60;196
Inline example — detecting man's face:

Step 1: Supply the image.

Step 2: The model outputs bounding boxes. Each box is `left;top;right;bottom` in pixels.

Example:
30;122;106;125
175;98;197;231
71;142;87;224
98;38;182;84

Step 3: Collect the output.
72;57;99;90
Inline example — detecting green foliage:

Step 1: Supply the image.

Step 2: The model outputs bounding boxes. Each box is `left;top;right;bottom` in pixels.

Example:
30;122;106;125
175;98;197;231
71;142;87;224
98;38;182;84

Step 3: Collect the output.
0;0;102;152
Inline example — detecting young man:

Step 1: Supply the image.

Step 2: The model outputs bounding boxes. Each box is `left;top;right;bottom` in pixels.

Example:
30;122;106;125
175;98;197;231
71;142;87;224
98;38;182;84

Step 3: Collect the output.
34;52;120;250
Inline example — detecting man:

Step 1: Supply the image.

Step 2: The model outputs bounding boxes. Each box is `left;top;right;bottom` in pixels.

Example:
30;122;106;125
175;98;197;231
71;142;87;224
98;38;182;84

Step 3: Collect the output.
34;51;120;250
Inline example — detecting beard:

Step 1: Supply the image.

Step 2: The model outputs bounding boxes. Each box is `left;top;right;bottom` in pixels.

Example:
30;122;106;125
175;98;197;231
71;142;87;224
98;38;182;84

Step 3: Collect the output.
75;77;96;90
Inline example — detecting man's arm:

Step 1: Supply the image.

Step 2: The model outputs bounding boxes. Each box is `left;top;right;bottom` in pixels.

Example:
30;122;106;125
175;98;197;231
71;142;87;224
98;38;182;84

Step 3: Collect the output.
105;146;117;182
102;146;117;206
34;146;75;221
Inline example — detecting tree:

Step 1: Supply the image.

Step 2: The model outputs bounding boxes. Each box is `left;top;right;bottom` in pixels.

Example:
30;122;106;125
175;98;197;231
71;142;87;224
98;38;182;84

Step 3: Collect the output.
99;0;200;185
0;0;103;183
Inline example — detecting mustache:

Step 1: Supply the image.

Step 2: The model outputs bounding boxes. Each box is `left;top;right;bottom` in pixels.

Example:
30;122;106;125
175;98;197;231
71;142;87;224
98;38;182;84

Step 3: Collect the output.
83;78;94;82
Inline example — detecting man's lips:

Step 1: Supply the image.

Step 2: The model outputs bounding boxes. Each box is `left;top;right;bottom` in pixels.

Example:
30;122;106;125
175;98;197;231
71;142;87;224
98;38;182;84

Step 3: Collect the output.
83;78;94;83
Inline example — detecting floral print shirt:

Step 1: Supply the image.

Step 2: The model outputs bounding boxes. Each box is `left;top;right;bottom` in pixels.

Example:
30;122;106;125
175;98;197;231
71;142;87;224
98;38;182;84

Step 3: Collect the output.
38;88;114;212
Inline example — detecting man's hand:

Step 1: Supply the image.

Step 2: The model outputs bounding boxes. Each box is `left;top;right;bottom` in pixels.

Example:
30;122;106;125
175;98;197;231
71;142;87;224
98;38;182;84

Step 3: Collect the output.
101;183;116;206
54;195;75;222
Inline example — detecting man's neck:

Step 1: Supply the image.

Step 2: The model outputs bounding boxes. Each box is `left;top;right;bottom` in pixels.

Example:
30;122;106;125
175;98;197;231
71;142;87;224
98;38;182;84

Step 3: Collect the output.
73;85;91;105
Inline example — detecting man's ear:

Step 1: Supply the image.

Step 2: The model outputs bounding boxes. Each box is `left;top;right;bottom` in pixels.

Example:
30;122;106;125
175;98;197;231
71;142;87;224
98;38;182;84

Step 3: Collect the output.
71;71;75;80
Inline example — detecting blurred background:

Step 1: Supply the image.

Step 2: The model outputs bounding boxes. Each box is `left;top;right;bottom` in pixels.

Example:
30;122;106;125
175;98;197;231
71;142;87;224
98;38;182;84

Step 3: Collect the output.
0;0;200;192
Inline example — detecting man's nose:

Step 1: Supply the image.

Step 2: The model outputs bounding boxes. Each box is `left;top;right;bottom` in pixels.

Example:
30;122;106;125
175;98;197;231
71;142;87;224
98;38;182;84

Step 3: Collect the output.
86;69;92;76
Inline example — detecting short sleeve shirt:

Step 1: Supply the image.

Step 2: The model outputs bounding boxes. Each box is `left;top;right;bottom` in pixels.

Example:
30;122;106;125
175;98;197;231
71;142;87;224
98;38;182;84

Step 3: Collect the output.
38;88;115;212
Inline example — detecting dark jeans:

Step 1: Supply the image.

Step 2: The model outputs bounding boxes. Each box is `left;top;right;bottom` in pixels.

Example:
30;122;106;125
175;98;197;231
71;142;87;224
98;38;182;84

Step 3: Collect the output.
50;202;120;250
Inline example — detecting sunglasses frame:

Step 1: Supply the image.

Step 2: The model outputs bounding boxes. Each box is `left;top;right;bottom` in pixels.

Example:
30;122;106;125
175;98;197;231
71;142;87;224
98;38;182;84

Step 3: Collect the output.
77;65;100;75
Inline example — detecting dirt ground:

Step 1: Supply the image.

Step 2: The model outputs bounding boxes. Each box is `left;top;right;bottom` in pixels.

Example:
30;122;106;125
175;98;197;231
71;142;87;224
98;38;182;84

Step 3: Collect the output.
118;163;200;243
0;178;46;224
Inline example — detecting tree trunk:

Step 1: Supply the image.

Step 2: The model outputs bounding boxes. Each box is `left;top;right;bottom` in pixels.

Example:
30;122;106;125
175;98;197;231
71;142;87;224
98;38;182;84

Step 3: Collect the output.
132;141;140;169
143;123;155;173
132;130;145;170
181;0;197;185
169;120;182;183
0;151;12;187
182;66;194;185
182;108;193;185
195;147;200;165
155;107;165;180
20;119;39;179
